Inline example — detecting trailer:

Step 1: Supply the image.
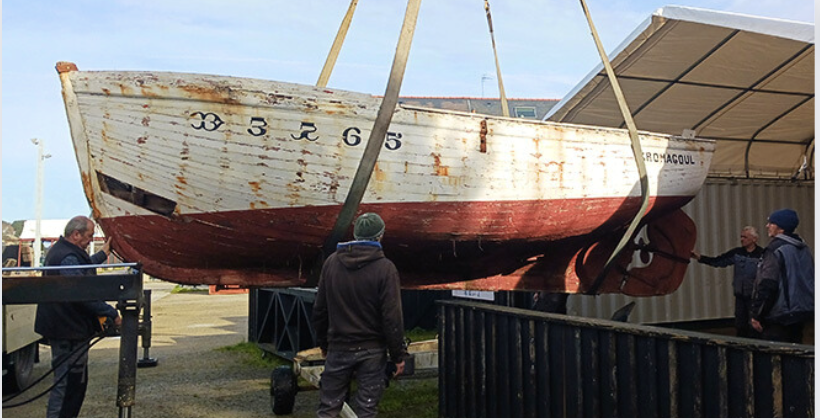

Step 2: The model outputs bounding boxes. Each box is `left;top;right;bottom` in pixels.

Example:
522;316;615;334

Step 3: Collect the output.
2;270;41;393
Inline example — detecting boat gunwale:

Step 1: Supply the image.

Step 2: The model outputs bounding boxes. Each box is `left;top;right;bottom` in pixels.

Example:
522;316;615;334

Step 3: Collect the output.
63;65;717;148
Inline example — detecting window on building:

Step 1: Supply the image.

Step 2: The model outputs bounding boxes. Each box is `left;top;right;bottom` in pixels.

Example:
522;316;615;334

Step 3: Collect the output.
514;107;537;119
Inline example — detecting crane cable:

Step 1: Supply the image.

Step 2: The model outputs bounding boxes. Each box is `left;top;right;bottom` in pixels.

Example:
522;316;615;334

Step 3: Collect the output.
579;0;650;295
316;0;359;87
484;0;510;116
317;0;422;281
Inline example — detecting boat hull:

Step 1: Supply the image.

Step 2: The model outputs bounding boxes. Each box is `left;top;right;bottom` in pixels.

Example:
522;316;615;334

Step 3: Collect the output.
57;63;715;294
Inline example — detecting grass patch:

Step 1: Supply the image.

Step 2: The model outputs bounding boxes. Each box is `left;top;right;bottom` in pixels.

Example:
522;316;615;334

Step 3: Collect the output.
170;284;208;294
405;327;437;343
217;341;290;369
380;377;439;417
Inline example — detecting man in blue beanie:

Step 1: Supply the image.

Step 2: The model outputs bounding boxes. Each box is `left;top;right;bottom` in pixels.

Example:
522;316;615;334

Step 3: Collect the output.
750;209;814;343
312;212;407;417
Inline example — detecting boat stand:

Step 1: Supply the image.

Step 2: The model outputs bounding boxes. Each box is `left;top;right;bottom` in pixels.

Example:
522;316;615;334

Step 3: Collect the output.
271;339;438;417
2;263;145;418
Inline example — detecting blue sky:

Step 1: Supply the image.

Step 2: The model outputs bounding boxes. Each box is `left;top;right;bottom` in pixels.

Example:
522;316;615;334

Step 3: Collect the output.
1;0;814;222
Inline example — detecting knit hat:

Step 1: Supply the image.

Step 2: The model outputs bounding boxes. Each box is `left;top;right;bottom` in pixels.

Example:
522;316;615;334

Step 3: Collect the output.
354;213;385;240
768;208;799;233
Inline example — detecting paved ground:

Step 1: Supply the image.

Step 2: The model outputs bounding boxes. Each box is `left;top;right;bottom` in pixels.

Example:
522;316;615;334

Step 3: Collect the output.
3;279;320;418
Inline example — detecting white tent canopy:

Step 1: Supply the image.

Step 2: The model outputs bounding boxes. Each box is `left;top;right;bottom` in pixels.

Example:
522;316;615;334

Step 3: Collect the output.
546;5;814;180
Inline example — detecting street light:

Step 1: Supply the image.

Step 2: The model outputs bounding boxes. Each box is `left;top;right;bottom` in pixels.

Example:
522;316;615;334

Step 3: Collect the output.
31;138;51;268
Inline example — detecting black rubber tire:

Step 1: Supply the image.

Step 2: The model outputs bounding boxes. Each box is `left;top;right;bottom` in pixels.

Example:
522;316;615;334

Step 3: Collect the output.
3;343;37;394
270;366;297;415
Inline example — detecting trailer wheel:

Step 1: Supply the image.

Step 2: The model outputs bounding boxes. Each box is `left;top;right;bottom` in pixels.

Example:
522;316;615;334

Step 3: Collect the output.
271;366;297;415
3;342;37;393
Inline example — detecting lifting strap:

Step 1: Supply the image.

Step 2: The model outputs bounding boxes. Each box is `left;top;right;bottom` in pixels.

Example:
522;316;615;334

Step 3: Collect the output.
484;0;509;117
319;0;423;262
317;0;359;87
579;0;650;295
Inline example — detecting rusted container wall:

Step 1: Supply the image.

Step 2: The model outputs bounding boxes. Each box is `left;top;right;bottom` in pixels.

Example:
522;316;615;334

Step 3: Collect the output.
438;300;815;418
571;179;814;324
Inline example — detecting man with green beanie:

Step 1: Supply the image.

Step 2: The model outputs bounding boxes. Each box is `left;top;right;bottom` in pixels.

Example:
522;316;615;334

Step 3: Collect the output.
750;208;814;343
312;212;407;417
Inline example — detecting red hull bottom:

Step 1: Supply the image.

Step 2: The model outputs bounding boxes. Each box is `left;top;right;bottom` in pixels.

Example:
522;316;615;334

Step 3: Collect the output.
100;196;696;296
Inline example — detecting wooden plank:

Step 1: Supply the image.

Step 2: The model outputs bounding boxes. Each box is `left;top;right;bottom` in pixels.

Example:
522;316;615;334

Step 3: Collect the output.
601;330;618;416
581;328;601;417
616;333;638;416
781;355;814;417
522;320;537;416
636;336;659;417
548;324;567;417
509;318;524;417
753;352;775;416
568;326;583;417
486;313;498;416
496;315;511;416
772;355;783;417
476;311;487;418
535;321;550;417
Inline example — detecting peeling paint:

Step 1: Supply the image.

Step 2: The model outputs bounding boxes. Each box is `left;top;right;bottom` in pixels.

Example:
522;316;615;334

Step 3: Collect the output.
248;181;262;195
479;119;488;153
431;153;449;176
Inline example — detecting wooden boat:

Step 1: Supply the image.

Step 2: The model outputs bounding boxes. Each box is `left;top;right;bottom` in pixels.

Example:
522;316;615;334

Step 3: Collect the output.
57;61;714;295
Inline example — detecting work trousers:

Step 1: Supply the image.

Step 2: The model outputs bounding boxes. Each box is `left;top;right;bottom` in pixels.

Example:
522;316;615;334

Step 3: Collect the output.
734;295;759;339
762;322;805;344
47;339;89;418
317;347;387;418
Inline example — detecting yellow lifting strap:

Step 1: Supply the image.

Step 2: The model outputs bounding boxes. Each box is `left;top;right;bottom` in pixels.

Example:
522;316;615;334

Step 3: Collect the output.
317;0;360;88
579;0;650;294
484;0;509;117
319;0;423;264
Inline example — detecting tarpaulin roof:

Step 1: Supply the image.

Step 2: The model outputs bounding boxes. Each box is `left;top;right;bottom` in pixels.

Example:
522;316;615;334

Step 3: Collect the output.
545;5;814;180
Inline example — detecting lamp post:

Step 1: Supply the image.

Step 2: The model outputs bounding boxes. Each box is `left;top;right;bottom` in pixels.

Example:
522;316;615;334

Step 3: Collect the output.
31;138;51;268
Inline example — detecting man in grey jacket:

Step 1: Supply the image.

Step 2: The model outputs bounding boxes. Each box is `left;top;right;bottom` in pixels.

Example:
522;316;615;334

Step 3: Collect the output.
750;209;814;343
312;213;406;417
692;226;764;338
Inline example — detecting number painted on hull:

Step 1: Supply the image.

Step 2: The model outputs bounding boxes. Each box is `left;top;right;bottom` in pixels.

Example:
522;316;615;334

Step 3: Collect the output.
187;113;403;150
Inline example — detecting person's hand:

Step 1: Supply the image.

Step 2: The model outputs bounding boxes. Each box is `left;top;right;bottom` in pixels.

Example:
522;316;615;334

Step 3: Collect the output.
102;238;113;255
393;360;405;377
750;318;763;333
113;316;122;328
690;251;700;260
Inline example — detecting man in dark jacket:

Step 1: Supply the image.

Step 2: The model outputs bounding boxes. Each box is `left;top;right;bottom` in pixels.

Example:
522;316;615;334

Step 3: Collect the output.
750;209;814;344
34;216;120;418
312;212;406;417
691;226;764;338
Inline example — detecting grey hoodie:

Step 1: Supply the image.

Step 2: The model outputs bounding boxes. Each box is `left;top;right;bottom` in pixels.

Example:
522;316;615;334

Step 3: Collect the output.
312;242;407;363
